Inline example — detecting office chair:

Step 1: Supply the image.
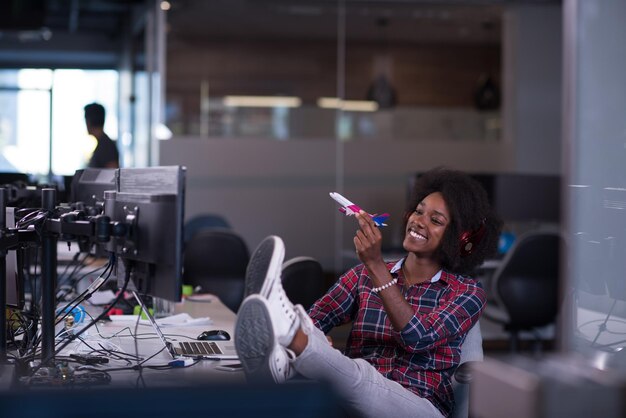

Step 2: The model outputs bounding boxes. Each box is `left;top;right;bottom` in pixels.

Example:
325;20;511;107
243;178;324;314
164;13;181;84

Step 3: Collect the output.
184;213;231;243
451;321;483;418
331;320;483;418
183;228;249;312
482;229;561;352
281;256;327;311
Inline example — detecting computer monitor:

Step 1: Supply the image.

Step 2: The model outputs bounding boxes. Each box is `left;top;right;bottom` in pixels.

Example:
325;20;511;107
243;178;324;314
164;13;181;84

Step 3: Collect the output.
0;172;41;208
408;172;561;224
66;168;117;255
5;207;23;309
492;173;561;224
105;166;186;302
69;168;117;211
0;172;30;185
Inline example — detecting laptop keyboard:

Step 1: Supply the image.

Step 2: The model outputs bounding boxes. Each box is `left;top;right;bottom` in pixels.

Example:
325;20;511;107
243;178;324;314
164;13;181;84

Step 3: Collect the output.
180;341;224;356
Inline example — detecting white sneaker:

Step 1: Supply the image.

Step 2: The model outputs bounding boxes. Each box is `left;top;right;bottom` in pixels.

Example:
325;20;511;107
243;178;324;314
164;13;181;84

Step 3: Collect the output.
235;295;295;383
244;235;285;298
242;235;299;345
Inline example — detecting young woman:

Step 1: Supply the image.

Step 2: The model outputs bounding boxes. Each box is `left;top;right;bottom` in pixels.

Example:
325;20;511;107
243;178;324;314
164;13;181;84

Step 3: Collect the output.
235;167;502;418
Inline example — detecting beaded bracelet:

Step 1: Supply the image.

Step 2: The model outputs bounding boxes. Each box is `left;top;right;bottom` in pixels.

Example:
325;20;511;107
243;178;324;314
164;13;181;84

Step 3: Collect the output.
372;277;398;294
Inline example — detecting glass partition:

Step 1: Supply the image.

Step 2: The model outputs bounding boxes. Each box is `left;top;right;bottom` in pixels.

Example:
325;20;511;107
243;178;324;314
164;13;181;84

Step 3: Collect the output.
164;1;502;142
564;0;626;370
342;2;502;142
0;69;52;175
0;69;118;177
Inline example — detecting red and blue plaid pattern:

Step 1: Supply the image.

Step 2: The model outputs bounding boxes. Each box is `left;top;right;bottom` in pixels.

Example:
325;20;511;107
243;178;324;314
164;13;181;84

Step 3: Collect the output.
308;259;486;417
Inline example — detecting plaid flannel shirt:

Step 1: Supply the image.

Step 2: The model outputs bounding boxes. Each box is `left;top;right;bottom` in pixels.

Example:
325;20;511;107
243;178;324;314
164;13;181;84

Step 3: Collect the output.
308;258;486;417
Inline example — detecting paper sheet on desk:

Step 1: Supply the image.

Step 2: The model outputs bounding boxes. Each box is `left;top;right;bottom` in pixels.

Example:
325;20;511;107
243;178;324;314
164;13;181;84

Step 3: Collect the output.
109;313;213;327
89;290;116;305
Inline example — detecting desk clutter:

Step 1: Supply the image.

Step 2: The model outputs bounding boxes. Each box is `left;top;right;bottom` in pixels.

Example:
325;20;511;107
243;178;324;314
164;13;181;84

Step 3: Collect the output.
7;281;239;388
0;166;255;392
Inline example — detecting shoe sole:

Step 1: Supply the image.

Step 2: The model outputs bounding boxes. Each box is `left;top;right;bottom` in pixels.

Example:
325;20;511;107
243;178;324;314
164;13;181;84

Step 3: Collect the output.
244;236;284;298
235;296;276;383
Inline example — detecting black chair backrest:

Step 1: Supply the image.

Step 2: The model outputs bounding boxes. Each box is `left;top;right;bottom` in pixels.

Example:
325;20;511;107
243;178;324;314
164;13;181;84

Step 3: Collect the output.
496;231;561;330
183;228;249;312
282;256;326;311
184;214;231;243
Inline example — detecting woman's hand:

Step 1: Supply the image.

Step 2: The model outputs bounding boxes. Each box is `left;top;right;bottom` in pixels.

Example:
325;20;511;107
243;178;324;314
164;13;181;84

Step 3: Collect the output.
354;211;415;332
354;211;385;267
355;211;413;331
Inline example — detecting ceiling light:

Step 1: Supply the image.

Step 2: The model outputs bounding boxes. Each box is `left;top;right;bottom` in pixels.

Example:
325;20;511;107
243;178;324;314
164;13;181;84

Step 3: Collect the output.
317;97;379;112
223;96;301;108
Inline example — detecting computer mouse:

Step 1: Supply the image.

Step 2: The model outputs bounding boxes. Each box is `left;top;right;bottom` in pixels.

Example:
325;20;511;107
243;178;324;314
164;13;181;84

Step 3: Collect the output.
197;329;230;341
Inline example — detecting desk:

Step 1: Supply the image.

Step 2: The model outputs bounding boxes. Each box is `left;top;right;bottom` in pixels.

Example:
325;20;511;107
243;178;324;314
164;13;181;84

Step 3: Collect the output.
14;295;245;389
2;296;345;418
74;294;244;387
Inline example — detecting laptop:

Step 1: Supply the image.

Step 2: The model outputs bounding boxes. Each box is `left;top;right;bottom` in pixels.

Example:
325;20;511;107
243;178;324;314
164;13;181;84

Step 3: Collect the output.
134;293;238;360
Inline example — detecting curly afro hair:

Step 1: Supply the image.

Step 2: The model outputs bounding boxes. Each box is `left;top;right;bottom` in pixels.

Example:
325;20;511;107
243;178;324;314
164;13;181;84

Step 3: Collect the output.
404;167;502;275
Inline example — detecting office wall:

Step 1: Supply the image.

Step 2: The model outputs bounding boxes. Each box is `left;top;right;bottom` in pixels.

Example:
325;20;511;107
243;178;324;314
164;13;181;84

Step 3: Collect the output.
160;4;562;274
502;4;562;174
161;137;512;272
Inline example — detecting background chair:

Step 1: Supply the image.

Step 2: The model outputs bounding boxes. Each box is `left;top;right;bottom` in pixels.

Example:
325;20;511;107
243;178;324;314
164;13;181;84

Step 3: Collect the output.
184;213;231;243
482;229;562;352
281;256;327;311
183;228;249;312
451;321;484;418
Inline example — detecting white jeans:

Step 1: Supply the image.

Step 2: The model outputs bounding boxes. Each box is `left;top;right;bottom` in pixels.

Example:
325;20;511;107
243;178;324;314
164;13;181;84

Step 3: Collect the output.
291;311;445;418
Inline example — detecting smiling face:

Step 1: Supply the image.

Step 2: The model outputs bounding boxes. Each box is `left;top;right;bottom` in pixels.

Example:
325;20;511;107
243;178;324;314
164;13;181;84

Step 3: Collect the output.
403;191;450;257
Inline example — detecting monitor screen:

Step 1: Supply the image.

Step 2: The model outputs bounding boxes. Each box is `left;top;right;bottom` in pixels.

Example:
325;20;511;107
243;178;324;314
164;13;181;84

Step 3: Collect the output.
105;166;186;302
493;173;561;224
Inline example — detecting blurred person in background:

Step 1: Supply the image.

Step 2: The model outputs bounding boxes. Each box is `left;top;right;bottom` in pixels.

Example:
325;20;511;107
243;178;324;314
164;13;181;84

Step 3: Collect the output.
84;102;119;169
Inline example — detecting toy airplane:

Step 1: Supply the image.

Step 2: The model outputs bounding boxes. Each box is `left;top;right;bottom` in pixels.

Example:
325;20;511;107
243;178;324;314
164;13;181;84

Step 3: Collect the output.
329;192;390;227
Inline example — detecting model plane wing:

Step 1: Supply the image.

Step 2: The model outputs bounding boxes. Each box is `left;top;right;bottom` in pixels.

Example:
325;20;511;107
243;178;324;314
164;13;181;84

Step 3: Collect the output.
329;192;389;227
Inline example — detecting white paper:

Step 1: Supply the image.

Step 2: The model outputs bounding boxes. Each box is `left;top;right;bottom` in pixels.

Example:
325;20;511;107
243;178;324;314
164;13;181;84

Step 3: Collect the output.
108;312;213;327
89;290;116;305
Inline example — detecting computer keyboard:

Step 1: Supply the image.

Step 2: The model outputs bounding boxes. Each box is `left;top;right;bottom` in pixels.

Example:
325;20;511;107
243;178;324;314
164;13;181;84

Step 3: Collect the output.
179;341;223;356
